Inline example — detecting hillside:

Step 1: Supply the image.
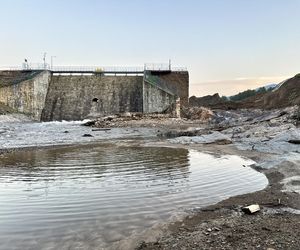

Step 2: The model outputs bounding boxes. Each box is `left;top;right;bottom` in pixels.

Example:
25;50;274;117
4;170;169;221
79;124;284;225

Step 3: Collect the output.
241;74;300;109
190;74;300;109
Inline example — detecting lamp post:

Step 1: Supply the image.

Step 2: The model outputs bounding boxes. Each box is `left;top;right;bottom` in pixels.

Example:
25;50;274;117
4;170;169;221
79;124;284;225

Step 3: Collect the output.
51;56;56;70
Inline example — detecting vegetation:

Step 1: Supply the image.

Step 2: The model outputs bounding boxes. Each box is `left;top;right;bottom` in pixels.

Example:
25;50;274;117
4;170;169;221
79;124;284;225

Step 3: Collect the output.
228;86;275;102
221;96;229;101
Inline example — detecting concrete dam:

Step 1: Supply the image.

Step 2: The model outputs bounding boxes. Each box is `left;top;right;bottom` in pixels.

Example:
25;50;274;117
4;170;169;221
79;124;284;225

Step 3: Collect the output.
0;66;189;121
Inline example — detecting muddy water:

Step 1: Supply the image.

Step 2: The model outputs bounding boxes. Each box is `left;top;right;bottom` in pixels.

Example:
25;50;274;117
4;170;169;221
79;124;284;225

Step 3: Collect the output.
0;145;268;249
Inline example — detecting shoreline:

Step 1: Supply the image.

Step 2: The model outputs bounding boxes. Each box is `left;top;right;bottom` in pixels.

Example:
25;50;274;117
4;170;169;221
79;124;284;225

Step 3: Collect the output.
0;110;299;249
1;138;299;249
136;143;300;250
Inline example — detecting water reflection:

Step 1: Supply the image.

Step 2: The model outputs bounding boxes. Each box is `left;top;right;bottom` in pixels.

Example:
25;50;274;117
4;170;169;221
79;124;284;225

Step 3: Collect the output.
0;145;267;250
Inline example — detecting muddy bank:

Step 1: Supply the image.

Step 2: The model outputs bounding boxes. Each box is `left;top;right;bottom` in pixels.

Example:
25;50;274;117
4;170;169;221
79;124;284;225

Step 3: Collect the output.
136;141;300;250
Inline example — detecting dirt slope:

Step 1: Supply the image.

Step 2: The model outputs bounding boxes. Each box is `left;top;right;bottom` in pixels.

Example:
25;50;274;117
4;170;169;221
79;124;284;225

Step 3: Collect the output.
241;74;300;109
190;74;300;110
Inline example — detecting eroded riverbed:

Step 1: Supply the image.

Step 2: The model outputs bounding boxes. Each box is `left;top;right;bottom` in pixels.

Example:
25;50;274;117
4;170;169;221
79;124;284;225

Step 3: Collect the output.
0;144;267;249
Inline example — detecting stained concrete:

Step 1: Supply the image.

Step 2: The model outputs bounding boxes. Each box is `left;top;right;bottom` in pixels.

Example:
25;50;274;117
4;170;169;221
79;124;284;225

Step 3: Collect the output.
0;69;189;121
41;75;143;121
143;81;175;113
0;71;51;120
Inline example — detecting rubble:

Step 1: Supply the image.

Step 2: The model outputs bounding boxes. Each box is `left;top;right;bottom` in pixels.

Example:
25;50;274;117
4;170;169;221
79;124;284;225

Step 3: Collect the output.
242;204;261;214
82;112;175;128
181;106;214;121
168;131;232;145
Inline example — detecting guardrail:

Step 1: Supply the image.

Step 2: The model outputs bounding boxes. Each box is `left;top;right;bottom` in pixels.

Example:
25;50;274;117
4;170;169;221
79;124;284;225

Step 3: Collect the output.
144;63;187;72
0;64;187;73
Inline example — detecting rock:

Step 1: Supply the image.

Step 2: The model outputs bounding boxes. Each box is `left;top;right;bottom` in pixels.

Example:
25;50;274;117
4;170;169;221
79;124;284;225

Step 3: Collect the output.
288;139;300;144
158;129;202;138
92;128;111;131
82;134;93;137
181;106;214;121
242;204;260;214
169;132;232;145
82;120;96;126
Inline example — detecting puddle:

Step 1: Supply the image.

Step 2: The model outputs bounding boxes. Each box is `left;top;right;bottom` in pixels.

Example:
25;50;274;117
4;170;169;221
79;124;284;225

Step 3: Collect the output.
0;144;268;249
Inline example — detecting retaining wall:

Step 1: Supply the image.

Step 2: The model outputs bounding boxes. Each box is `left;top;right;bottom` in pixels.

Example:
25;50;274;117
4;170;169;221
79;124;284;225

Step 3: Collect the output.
0;71;50;120
0;69;189;121
143;81;176;113
41;75;143;121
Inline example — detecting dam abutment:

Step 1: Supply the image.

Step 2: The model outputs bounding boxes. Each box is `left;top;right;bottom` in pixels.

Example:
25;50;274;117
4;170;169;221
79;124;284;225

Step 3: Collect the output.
0;67;189;121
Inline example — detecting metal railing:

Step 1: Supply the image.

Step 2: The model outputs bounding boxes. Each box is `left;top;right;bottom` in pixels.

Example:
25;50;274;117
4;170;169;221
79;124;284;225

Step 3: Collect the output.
0;63;50;71
144;63;187;72
51;66;144;73
0;63;187;73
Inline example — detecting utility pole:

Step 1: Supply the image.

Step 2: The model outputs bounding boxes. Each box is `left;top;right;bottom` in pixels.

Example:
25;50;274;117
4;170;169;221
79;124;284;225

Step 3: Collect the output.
43;52;47;69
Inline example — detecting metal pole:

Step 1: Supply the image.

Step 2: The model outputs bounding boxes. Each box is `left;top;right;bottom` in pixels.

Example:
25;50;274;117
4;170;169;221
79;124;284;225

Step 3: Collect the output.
43;52;47;69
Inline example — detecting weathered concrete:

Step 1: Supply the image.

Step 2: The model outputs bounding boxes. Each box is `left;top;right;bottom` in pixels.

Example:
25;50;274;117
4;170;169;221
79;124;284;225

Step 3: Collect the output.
143;81;175;113
41;75;143;121
0;71;51;120
157;71;189;107
0;68;189;121
143;71;189;114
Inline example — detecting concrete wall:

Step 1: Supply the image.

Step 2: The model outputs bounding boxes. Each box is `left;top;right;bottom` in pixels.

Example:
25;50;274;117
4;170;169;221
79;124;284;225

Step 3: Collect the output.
143;81;176;113
156;71;189;107
0;71;51;120
41;75;143;121
143;71;189;114
0;69;189;121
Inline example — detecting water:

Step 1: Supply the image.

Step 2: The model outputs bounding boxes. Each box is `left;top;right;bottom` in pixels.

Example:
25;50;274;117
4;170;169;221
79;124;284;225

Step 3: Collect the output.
0;144;268;250
0;120;156;149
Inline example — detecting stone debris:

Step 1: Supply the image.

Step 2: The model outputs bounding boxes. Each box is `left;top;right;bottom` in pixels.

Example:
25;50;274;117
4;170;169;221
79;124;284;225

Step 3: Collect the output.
242;204;261;214
168;131;232;145
92;128;111;131
83;113;174;128
288;139;300;144
82;106;300;154
82;134;93;137
181;106;214;121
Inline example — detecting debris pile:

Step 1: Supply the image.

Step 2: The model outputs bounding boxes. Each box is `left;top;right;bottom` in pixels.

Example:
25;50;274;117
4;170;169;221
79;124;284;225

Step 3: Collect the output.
168;131;232;145
181;106;214;121
83;112;175;128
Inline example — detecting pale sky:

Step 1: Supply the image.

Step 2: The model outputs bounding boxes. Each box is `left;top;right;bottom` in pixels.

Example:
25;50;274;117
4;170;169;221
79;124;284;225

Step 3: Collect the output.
0;0;299;96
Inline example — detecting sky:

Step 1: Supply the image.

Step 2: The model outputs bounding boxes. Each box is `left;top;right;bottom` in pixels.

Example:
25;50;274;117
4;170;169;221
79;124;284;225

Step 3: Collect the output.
0;0;299;96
